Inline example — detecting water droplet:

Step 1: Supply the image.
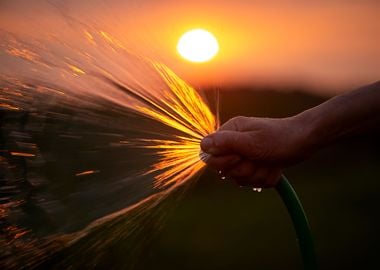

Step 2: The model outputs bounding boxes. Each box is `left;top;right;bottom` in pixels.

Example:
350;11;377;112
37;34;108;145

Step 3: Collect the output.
253;187;262;193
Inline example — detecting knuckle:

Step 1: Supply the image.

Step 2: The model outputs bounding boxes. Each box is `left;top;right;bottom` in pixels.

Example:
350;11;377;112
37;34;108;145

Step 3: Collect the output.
221;116;247;131
232;116;246;122
232;116;247;126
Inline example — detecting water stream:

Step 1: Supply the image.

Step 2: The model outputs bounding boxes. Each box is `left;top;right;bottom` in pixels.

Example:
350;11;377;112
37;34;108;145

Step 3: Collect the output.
0;2;217;268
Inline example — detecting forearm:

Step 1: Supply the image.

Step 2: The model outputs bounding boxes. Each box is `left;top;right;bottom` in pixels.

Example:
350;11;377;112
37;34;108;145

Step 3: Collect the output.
295;81;380;150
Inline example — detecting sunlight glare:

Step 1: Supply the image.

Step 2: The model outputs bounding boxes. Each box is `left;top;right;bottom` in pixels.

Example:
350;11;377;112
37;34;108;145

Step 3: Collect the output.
177;29;219;63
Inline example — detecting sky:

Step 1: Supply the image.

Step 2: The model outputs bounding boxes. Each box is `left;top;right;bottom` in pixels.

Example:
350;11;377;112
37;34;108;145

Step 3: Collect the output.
1;0;379;94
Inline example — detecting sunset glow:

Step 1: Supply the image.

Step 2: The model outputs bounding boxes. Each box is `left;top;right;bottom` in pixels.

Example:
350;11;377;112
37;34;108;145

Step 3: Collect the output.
177;29;219;63
0;1;379;268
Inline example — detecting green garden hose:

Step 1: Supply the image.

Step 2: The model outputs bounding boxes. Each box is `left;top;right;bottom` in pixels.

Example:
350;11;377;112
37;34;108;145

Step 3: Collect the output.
276;175;317;270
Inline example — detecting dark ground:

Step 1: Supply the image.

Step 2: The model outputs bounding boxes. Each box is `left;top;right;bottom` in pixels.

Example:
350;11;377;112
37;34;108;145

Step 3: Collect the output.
143;88;380;270
1;87;379;269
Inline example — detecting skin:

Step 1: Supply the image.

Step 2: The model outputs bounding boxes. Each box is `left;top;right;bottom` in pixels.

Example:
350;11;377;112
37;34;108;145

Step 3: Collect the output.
201;81;380;188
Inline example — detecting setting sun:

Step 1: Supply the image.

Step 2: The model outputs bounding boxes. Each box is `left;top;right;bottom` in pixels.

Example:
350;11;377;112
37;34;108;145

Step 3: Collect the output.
177;29;219;63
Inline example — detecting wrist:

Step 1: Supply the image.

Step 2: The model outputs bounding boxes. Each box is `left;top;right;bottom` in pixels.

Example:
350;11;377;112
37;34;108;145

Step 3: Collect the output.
289;110;323;159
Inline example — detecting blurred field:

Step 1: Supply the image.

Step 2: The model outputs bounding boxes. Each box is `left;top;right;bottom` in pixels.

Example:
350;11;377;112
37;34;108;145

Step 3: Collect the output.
1;87;379;269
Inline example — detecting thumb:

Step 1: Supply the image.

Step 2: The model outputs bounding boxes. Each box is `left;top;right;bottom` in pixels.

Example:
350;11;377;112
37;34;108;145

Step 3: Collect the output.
201;130;252;156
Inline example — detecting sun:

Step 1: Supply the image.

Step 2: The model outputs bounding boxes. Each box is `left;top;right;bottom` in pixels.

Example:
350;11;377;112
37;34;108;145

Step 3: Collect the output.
177;29;219;63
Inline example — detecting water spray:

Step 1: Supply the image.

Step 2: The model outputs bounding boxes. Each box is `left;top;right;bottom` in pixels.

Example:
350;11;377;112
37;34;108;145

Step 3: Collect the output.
1;12;317;268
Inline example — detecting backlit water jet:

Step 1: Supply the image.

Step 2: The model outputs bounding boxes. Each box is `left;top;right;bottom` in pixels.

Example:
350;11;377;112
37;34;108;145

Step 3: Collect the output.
0;3;217;268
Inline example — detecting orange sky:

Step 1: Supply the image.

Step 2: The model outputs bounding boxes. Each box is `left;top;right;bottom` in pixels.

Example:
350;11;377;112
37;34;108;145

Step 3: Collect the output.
1;0;379;94
124;1;380;93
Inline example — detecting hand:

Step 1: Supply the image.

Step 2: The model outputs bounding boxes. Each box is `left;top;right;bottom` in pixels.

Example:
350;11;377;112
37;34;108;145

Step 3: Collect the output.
200;116;315;188
201;81;380;188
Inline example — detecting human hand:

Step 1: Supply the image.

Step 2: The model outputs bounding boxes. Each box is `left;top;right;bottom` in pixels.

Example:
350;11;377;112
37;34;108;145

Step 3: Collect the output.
200;116;315;188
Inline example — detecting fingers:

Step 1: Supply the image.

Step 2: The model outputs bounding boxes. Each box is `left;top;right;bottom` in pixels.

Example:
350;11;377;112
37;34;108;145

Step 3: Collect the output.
224;161;282;188
218;116;252;132
205;154;241;171
201;115;284;188
201;130;252;156
227;160;256;179
234;167;281;188
243;167;281;188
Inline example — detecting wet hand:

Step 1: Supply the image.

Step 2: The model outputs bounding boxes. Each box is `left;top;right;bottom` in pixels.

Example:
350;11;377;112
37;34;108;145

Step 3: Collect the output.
201;116;314;188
